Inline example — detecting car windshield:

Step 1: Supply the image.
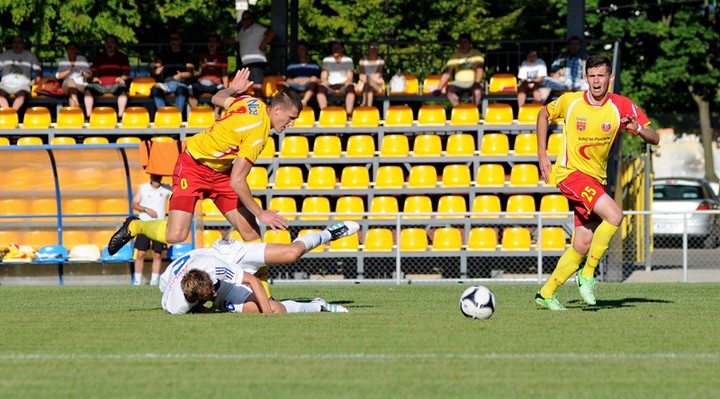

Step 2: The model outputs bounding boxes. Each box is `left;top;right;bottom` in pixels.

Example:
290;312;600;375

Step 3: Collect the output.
653;184;703;200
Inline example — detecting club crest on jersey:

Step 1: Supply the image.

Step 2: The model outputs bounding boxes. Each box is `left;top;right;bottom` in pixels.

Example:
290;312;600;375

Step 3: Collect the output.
247;99;259;115
601;122;612;133
576;117;587;132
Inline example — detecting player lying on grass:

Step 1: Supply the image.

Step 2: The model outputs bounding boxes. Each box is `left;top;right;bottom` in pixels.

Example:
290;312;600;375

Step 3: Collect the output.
159;221;358;314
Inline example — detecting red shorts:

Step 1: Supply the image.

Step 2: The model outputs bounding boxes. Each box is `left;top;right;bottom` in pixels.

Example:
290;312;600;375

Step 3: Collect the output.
169;151;240;214
557;171;606;227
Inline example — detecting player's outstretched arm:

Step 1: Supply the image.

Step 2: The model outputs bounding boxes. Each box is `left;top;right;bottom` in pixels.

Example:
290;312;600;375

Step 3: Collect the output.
212;68;253;108
242;272;274;313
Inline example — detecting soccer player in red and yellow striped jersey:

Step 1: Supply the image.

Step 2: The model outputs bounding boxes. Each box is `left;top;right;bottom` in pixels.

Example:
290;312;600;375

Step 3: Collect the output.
108;68;303;297
535;54;659;310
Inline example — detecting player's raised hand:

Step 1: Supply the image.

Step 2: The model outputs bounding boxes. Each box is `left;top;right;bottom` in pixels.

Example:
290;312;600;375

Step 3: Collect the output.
230;68;253;94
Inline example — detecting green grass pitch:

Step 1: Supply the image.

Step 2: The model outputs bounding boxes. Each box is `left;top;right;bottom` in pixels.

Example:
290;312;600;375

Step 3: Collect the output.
0;283;718;398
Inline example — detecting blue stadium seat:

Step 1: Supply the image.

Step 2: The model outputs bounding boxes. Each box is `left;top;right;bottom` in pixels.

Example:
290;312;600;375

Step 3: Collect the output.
167;243;194;260
101;244;134;262
34;245;69;263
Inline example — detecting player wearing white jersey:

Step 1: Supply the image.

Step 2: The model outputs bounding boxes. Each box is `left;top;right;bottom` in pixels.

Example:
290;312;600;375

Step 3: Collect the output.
159;221;358;314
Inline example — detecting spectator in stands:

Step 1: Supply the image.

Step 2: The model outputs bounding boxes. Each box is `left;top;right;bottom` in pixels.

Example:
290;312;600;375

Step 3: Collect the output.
534;54;659;311
433;33;484;107
188;35;229;116
0;35;42;111
542;36;589;93
159;225;356;314
234;10;275;97
316;39;356;118
107;68;303;299
56;42;91;109
356;39;385;107
151;32;195;117
516;48;548;107
131;174;172;286
277;40;320;106
84;35;131;119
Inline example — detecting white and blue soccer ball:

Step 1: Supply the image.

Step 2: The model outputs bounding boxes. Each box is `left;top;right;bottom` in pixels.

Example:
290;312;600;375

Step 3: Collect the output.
460;285;496;320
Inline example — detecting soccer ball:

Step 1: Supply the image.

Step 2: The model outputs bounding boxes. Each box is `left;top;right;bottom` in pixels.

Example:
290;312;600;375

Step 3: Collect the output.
459;285;496;320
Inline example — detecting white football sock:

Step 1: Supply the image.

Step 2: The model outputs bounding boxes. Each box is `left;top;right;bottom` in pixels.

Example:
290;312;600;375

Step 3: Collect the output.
150;273;160;285
281;300;322;313
133;273;142;285
292;231;331;254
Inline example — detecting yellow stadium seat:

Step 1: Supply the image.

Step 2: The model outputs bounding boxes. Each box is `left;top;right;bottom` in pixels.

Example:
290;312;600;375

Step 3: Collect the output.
187;106;215;129
116;136;141;144
0;199;29;216
0;230;23;247
431;227;463;251
0;136;9;146
16;136;43;146
258;137;275;159
501;227;532;251
120;106;150;128
345;134;376;158
363;228;394;252
488;73;518;95
291;107;315;128
374;166;404;189
312;135;341;158
268;196;297;220
62;198;98;221
297;229;325;253
334;196;364;220
339;166;370;189
330;233;359;252
50;136;77;145
56;106;85;129
306;166;336;190
62;230;92;248
300;196;331;221
483;103;514;125
540;227;567;251
402;195;432;220
21;106;51;129
97;198;129;215
151;136;175;143
318;106;347;128
384;105;414;127
380;134;409;158
475;163;506;187
417;104;446;126
480;133;510;156
389;74;419;95
471;195;501;219
450;104;480;126
264;229;291;244
518;103;544;125
246;166;269;190
350;106;380;128
273;166;304;190
368;196;399;220
202;229;224;248
422;74;442;94
25;230;59;249
467;227;497;251
412;134;442;157
546;133;563;156
129;77;156;97
540;194;570;219
279;135;309;158
0;107;19;129
88;106;118;128
83;136;110;144
509;164;540;187
400;228;428;252
262;75;284;98
445;133;476;156
154;106;183;129
407;165;437;189
506;194;536;219
441;164;471;188
513;132;538;156
437;195;467;219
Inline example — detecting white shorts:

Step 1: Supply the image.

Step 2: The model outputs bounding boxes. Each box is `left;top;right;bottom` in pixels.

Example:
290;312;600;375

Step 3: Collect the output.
214;281;252;313
211;240;267;275
0;74;31;94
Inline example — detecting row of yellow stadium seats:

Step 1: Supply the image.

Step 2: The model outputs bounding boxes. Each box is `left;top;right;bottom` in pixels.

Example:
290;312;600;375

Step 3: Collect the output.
254;226;568;253
0;105;216;130
245;163;553;191
0;197;132;216
267;132;561;159
2;165;147;190
200;194;569;222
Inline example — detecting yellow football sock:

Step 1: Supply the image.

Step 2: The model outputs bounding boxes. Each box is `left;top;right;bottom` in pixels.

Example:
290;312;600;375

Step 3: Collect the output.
129;219;168;244
540;246;585;299
582;221;619;278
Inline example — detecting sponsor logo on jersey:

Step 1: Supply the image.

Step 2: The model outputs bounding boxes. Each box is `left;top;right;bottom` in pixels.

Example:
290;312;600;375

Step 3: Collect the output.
247;99;259;115
601;122;612;133
576;117;587;132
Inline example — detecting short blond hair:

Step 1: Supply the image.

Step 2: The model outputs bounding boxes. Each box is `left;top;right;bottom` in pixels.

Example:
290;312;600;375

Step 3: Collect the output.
181;269;215;302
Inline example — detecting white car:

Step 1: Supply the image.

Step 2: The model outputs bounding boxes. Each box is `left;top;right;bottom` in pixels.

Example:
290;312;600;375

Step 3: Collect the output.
652;178;720;248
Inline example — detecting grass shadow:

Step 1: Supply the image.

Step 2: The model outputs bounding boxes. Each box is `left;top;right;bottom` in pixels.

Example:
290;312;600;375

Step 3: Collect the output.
567;297;674;311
